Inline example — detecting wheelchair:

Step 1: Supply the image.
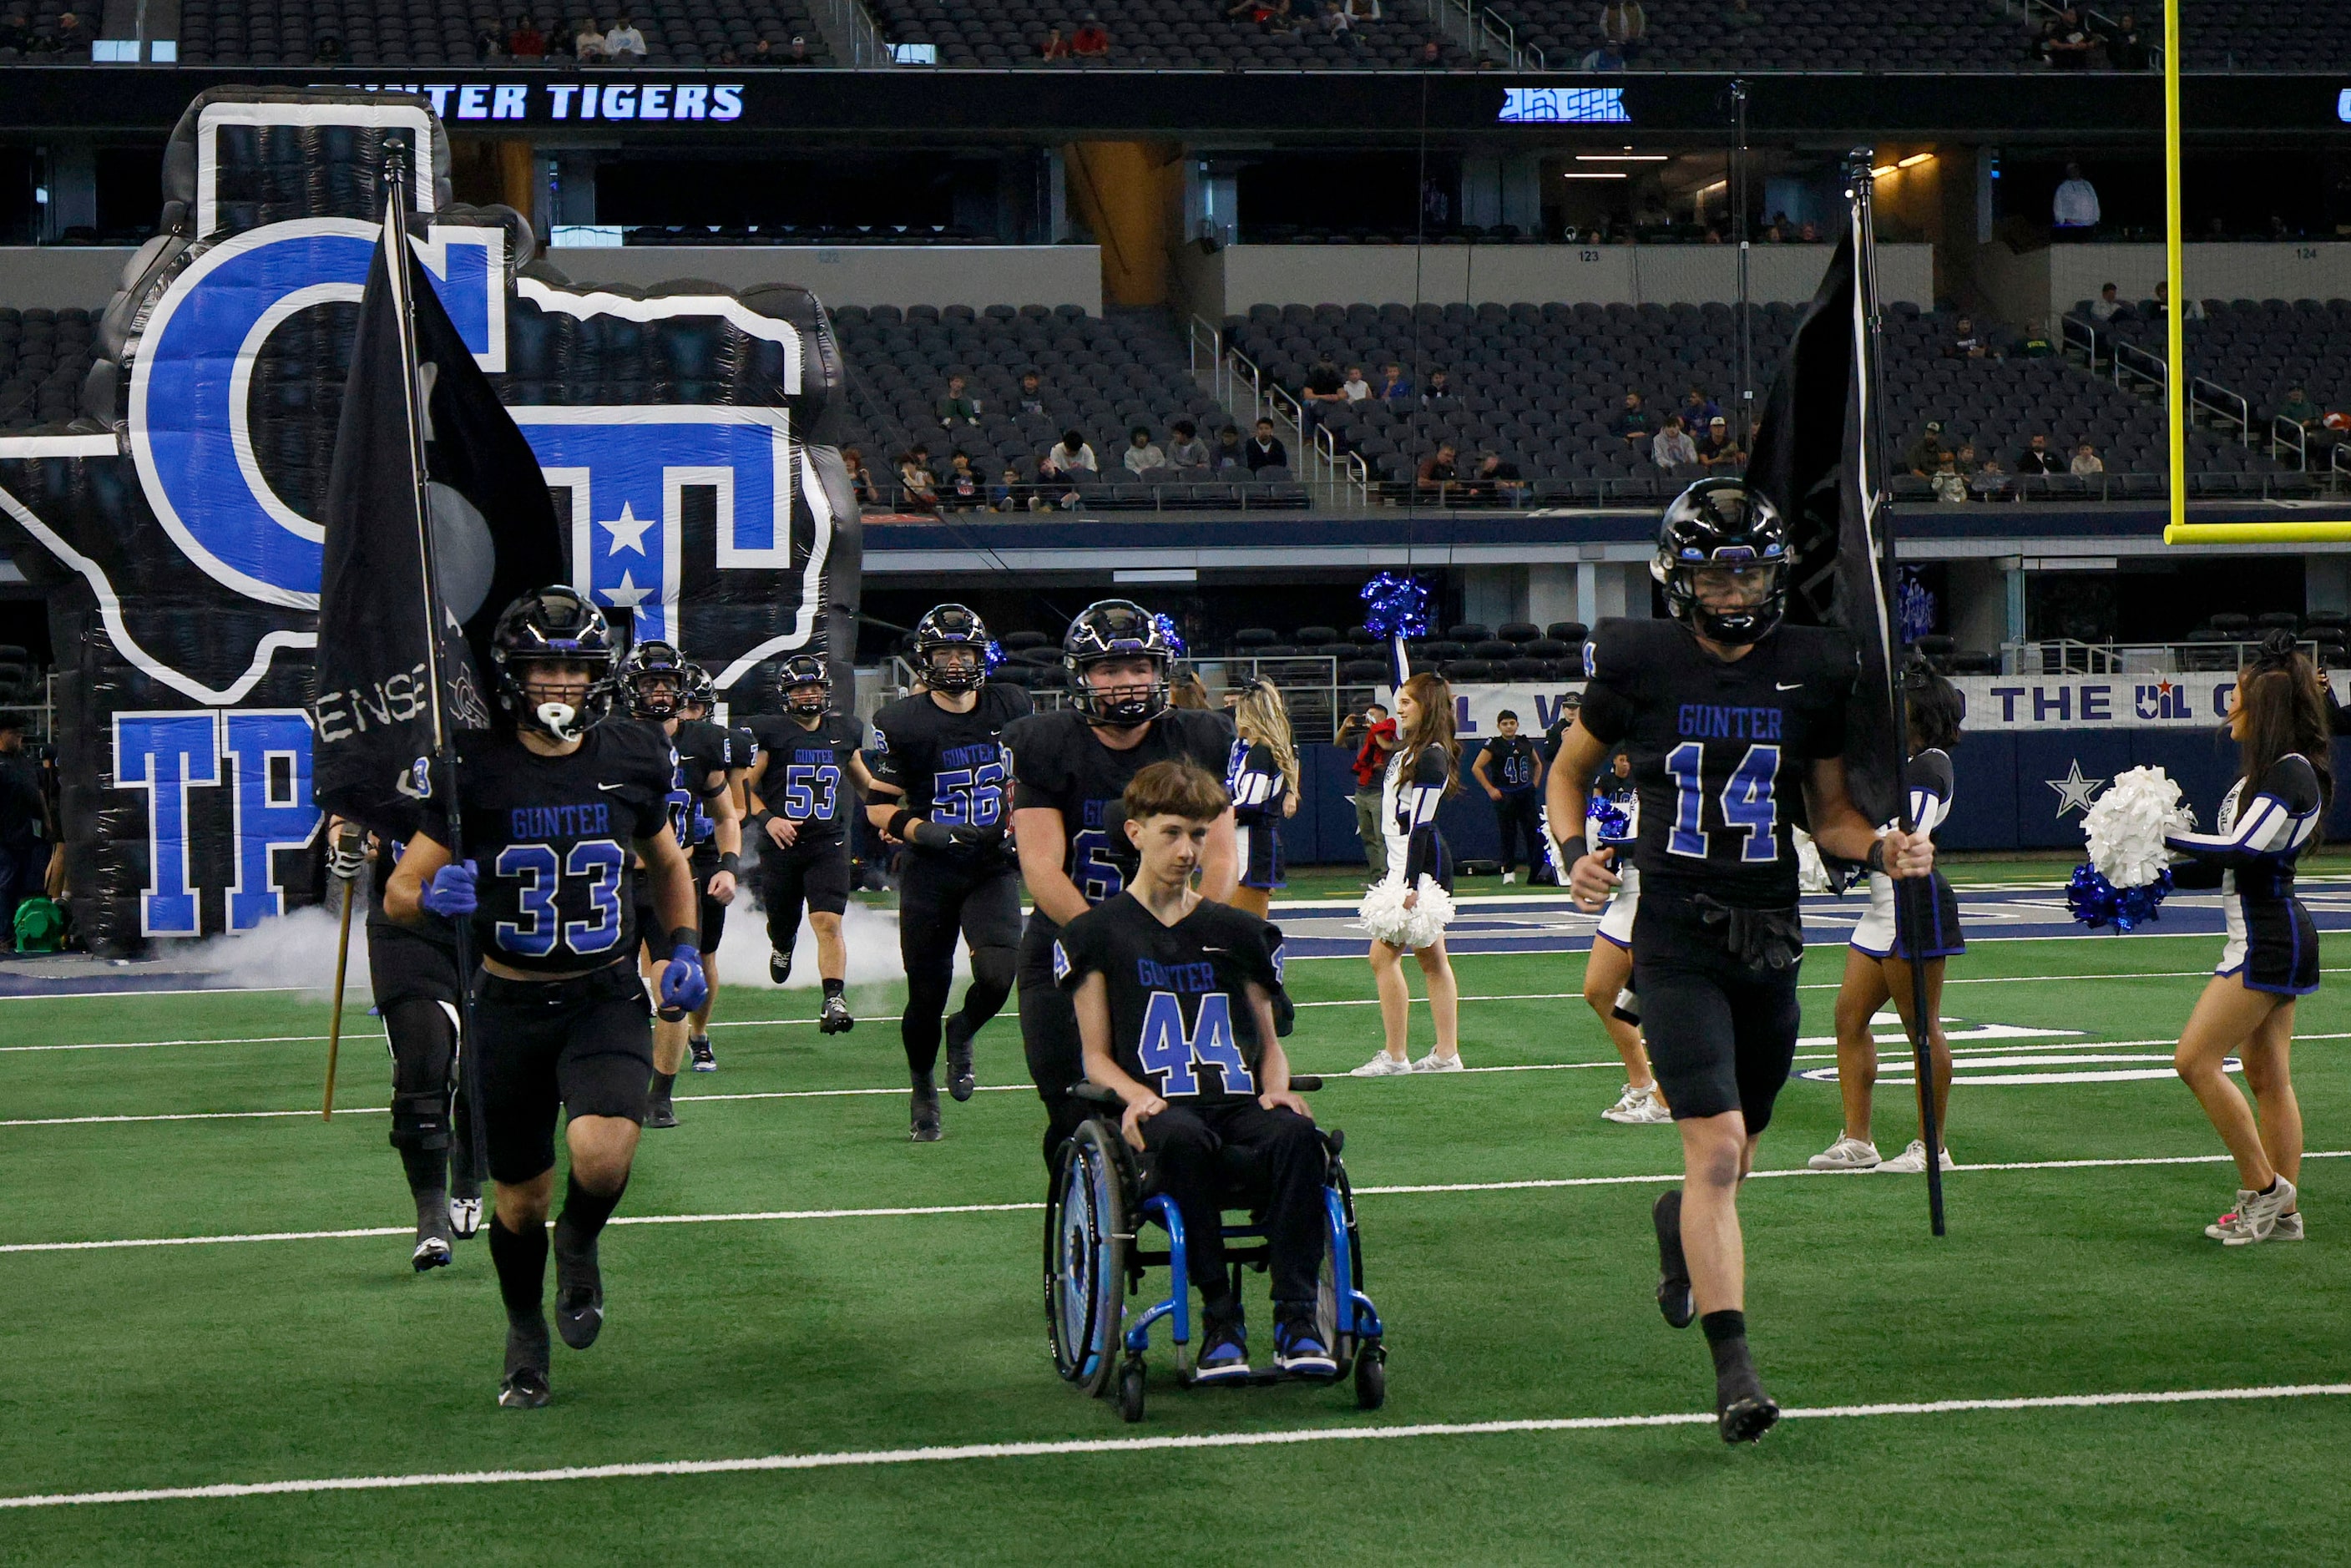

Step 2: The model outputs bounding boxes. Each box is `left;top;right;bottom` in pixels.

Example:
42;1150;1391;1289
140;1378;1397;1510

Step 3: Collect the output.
1043;1075;1387;1424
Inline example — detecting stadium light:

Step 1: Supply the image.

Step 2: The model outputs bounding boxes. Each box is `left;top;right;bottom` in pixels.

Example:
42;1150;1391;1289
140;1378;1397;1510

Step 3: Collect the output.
1561;172;1630;180
1897;153;1934;168
1870;164;1898;179
1575;154;1668;162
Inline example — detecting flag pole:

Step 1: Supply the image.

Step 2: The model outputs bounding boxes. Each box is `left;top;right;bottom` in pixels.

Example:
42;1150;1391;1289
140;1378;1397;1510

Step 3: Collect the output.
322;837;357;1119
1848;150;1946;1237
382;143;489;1195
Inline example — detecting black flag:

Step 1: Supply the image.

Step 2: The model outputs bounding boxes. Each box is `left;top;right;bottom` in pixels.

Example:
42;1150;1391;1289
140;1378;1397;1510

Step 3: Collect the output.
311;188;564;834
1745;220;1903;831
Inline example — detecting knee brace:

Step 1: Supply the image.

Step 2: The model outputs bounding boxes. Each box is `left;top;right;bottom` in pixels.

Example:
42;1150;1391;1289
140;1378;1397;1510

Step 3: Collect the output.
383;999;458;1151
968;943;1018;998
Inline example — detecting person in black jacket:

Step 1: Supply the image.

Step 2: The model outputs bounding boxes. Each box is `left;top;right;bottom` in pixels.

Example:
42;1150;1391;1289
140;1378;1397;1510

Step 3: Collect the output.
0;713;49;941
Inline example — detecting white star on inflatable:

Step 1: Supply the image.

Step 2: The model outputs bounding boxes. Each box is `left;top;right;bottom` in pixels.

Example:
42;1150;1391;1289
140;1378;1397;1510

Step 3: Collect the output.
2045;759;2105;817
603;572;651;609
602;502;655;555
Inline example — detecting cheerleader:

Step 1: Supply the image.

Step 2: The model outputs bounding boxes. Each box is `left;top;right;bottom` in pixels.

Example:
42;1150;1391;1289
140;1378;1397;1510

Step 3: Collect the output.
1226;679;1299;921
1809;666;1966;1175
1353;672;1464;1075
2167;632;2327;1245
1585;787;1670;1123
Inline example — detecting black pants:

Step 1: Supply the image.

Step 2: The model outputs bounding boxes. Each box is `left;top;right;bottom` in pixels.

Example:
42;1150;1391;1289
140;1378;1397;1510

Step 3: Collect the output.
761;837;852;953
1631;898;1803;1132
1493;792;1543;875
1140;1100;1327;1308
471;961;655;1185
1019;913;1090;1167
898;852;1022;1076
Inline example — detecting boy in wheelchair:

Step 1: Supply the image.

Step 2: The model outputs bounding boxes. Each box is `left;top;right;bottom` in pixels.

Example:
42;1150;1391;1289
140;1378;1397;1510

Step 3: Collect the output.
1054;759;1336;1383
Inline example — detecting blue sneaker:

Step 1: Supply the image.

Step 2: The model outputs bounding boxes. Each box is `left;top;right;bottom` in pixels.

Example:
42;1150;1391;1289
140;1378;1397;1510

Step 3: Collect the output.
1196;1313;1250;1383
1275;1312;1337;1378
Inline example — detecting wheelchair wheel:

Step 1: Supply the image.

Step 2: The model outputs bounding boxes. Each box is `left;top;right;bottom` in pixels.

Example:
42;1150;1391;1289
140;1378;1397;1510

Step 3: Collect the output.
1354;1340;1387;1411
1117;1357;1148;1424
1044;1119;1129;1396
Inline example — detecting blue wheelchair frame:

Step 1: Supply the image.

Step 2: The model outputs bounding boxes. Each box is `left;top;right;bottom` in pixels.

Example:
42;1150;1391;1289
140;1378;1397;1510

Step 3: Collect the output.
1122;1189;1383;1374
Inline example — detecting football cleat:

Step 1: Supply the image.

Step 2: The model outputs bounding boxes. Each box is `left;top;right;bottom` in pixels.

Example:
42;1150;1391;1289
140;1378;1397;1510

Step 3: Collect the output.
910;1072;942;1141
820;994;856;1034
688;1034;717;1072
944;1014;978;1101
645;1090;678;1130
769;948;793;985
412;1234;453;1272
1718;1388;1781;1445
448;1193;483;1240
499;1315;553;1409
553;1236;605;1350
1654;1190;1695;1329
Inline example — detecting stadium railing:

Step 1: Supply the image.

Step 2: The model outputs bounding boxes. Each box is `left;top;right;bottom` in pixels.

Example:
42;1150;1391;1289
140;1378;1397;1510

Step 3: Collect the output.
2000;637;2323;676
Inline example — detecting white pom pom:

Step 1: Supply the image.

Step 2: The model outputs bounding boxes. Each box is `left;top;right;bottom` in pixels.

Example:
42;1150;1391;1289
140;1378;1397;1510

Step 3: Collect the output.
1792;827;1833;893
1356;875;1456;948
2081;765;2197;888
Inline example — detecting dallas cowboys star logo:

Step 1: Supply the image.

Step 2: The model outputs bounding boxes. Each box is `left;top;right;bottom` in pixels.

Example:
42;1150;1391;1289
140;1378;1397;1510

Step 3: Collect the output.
2046;759;2105;817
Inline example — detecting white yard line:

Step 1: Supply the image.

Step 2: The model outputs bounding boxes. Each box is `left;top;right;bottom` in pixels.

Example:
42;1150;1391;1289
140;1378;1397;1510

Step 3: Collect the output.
1;1383;2342;1510
5;1151;2342;1256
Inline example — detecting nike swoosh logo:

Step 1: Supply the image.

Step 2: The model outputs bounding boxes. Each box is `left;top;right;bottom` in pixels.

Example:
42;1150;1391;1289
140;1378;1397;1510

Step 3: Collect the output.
599;782;628;792
1775;681;1802;690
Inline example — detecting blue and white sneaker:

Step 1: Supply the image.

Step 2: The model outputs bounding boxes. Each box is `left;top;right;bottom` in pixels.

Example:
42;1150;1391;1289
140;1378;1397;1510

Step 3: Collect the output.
1196;1316;1250;1383
1274;1313;1337;1378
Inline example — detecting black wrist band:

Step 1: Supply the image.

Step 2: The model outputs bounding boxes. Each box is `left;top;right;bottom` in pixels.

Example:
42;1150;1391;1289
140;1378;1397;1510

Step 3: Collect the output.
887;807;918;840
717;852;740;876
668;925;700;953
1560;834;1591;867
1866;839;1888;873
750;811;772;832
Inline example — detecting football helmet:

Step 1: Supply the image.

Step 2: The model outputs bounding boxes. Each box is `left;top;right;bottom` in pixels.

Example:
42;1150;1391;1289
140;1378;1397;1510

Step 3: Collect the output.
913;604;991;691
1651;478;1792;646
489;587;619;741
1063;599;1174;728
623;640;687;720
780;653;832;714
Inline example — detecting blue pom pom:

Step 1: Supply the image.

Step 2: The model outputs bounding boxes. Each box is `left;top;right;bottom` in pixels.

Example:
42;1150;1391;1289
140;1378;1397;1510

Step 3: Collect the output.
1360;573;1433;643
1150;613;1187;660
983;640;1006;675
2066;863;2173;933
1587;797;1631;845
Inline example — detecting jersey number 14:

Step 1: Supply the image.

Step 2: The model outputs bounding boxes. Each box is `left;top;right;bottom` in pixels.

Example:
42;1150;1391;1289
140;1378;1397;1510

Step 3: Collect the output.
1136;991;1256;1097
1663;742;1781;862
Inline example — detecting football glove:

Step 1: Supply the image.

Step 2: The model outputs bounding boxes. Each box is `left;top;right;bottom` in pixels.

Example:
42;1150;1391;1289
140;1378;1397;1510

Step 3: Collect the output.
659;943;709;1013
420;860;478;919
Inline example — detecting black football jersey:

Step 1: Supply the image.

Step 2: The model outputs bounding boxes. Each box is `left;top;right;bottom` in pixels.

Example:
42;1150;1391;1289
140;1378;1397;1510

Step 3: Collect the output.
728;724;760;776
1577;617;1857;910
1052;893;1287;1105
867;683;1033;848
1006;706;1235;908
1227;736;1288;825
748;710;866;846
1485;735;1541;793
663;719;733;852
417;721;675;973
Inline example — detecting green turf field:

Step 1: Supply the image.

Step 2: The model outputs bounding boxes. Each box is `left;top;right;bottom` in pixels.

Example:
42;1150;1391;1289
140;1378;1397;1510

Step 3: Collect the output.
1;921;2344;1565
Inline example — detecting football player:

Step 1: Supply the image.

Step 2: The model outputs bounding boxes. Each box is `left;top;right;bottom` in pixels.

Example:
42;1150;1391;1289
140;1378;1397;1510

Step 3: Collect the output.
385;587;705;1409
622;645;737;1123
1004;599;1237;1167
1471;708;1545;885
324;812;479;1272
674;662;745;1070
865;606;1031;1140
1545;480;1934;1444
745;652;871;1036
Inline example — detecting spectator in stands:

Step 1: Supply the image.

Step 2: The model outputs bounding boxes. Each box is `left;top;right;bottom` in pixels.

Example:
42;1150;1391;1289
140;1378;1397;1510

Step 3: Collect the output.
1951;442;1981;477
1017;371;1047;414
936;375;982;427
1680;386;1720;428
991;467;1027;512
1698;415;1742;469
1073;13;1111;53
2053;162;2101;237
1166;420;1209;469
944;452;983;511
1322;0;1362;47
510;15;549;56
841;447;878;508
1932;454;1968;504
1378;363;1413;401
1472;451;1527;505
2104;12;2150;69
1422;369;1456;404
1947;316;1989;358
1417;38;1443;64
574;17;609;61
2279;387;2325;431
604;13;646;61
2151;281;2206;323
1600;0;1645;58
1246;419;1289;474
1124;427;1166;475
476;21;508;58
1969;456;2010;502
1040;25;1072;57
1903;420;1949;478
0;9;27;50
2090;282;2124;322
1652;416;1698;474
2015;432;2065;474
749;37;774;59
1041;429;1099;488
897;448;939;511
1342;365;1373;402
1760;220;1785;243
1417;443;1461;497
2070;442;2105;478
714;42;740;61
1610;390;1656;448
48;10;86;54
2040;7;2095;69
783;35;816;62
1302;355;1347;408
1579;39;1625;69
1215;425;1248;470
1797;220;1822;243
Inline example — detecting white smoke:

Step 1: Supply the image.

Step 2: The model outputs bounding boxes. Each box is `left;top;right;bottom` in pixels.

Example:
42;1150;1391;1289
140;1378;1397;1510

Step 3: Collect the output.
711;893;950;991
183;900;373;997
